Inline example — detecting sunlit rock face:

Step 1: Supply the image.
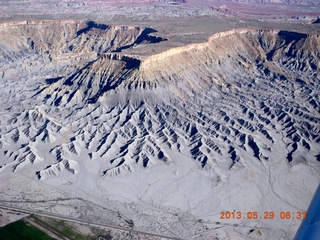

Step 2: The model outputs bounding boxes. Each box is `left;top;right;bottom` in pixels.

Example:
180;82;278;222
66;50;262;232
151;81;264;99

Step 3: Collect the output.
0;20;319;239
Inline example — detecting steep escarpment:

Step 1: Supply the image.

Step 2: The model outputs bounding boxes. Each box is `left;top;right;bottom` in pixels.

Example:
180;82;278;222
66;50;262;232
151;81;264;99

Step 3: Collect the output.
140;29;319;86
0;20;163;63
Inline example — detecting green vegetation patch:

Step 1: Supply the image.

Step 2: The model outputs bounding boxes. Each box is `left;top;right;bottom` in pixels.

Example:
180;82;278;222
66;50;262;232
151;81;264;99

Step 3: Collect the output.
29;215;92;240
0;219;55;240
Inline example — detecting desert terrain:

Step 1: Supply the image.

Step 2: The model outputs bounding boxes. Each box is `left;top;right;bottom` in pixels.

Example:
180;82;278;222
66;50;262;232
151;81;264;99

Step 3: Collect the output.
0;1;319;239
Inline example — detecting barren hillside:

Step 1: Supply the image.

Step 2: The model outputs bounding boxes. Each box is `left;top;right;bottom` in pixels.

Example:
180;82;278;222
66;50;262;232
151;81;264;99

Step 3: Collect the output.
0;20;319;239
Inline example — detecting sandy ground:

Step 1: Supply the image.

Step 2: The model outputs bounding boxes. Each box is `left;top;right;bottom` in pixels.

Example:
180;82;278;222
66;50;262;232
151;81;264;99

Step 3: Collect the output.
0;207;28;227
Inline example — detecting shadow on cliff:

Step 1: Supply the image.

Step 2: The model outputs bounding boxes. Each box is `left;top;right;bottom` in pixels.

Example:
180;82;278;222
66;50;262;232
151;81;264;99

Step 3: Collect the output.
266;31;308;61
113;27;167;53
76;21;108;36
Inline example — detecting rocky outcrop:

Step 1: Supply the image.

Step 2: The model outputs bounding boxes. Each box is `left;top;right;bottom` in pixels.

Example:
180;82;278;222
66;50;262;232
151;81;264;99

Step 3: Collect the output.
139;29;319;87
0;20;319;181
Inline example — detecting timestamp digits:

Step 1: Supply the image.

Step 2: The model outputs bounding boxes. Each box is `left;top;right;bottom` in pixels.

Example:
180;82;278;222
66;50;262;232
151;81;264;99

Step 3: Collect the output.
220;211;306;220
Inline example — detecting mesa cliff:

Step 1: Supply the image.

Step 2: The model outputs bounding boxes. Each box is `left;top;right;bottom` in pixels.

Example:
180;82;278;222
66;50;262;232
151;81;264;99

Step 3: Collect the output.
0;20;319;176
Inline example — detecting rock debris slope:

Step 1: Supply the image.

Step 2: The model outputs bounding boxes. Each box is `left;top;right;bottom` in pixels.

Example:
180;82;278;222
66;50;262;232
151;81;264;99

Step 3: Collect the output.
0;20;319;239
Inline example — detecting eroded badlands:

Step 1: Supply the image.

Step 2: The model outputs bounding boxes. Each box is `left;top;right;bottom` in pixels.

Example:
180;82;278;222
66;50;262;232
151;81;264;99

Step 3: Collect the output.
0;20;319;239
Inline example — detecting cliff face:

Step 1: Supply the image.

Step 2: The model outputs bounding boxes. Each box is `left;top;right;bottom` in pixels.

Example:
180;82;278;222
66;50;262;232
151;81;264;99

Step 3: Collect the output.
0;20;163;105
0;20;144;62
139;29;319;89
